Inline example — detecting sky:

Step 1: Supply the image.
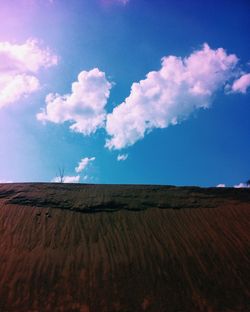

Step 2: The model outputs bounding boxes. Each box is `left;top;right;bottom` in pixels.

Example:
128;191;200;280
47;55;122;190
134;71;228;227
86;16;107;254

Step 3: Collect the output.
0;0;249;187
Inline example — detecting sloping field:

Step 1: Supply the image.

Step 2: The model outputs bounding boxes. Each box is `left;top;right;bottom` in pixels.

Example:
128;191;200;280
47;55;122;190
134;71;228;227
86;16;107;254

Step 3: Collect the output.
0;183;249;312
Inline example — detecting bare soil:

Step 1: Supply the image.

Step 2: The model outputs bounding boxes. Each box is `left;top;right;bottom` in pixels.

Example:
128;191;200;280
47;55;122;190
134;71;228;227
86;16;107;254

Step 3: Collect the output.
0;183;249;311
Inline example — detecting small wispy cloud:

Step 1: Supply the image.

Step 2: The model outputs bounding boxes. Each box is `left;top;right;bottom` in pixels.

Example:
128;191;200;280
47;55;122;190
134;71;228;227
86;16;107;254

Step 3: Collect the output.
116;0;129;4
75;157;95;173
51;156;95;183
117;154;128;161
231;73;250;94
102;0;130;6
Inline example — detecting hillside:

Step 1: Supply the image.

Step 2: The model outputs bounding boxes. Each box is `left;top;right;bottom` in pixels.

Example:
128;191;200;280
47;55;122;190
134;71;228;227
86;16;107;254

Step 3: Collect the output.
0;183;249;312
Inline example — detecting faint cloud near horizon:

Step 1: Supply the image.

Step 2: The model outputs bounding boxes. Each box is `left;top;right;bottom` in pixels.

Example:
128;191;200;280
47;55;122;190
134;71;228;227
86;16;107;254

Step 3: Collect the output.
19;0;56;7
216;184;226;188
101;0;130;6
51;175;80;183
234;182;250;188
0;179;13;183
51;156;96;184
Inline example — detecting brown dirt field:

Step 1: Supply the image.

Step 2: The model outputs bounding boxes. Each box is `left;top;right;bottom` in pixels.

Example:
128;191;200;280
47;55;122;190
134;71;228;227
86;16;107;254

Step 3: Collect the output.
0;183;249;312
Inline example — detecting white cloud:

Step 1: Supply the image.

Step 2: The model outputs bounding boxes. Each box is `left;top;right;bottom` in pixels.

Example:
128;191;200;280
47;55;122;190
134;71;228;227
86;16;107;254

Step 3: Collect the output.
0;179;13;183
52;175;80;183
231;73;250;94
105;43;238;149
102;0;129;5
117;0;129;4
51;157;95;184
37;68;112;135
75;157;95;173
0;74;40;108
234;182;250;188
0;39;58;73
216;184;226;188
117;154;128;161
0;39;58;108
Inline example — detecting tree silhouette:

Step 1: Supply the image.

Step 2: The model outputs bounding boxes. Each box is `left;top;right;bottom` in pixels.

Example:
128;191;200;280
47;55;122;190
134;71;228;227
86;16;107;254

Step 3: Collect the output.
57;166;65;183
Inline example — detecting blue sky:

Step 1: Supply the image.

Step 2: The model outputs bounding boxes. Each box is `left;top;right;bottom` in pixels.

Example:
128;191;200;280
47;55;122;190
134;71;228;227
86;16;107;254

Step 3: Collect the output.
0;0;249;187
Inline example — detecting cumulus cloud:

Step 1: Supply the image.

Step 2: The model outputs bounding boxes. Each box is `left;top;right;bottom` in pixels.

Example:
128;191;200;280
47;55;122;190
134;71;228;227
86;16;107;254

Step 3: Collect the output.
75;157;95;173
216;184;226;188
37;68;112;135
231;73;250;94
117;154;128;161
52;175;80;183
105;43;238;149
0;39;58;108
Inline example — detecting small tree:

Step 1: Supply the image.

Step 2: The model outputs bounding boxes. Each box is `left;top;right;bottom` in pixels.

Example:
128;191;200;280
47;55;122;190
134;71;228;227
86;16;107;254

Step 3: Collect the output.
57;166;65;183
246;179;250;188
